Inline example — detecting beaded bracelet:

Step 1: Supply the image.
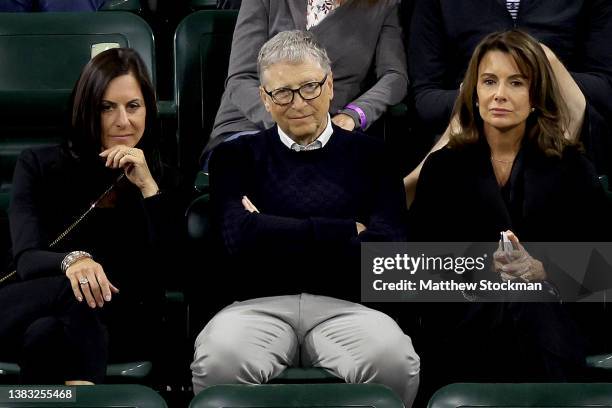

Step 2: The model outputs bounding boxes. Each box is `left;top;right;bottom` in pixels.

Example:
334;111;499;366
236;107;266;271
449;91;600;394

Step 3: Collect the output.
61;251;92;273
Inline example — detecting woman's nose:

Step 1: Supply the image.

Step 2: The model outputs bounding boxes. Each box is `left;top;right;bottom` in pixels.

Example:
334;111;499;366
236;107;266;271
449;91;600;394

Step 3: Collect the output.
114;107;129;127
494;84;507;101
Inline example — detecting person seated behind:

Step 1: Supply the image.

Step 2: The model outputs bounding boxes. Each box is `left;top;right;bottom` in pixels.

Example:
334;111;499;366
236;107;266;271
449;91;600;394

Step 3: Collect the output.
404;0;612;202
0;0;105;11
191;30;420;407
1;48;179;384
408;29;611;391
203;0;407;163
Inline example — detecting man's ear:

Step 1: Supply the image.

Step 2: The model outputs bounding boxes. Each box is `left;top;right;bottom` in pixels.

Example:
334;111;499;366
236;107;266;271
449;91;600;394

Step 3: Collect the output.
259;86;271;112
327;72;334;101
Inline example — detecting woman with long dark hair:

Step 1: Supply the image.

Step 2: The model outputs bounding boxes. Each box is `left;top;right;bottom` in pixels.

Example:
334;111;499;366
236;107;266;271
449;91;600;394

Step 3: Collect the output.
410;29;609;242
0;48;176;384
408;29;610;390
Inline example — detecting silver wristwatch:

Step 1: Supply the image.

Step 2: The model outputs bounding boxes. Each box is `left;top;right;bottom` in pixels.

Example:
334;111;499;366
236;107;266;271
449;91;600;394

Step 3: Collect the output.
61;251;92;273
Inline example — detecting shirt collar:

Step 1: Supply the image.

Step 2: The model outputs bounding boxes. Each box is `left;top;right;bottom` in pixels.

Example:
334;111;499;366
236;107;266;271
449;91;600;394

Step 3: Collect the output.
278;113;333;151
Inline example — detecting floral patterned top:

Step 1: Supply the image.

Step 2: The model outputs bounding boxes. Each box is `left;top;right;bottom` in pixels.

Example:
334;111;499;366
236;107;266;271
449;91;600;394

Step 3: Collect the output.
307;0;340;29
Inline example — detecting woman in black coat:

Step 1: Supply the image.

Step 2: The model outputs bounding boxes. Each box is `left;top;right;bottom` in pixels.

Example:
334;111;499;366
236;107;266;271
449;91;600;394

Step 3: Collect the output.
408;30;611;390
0;48;177;384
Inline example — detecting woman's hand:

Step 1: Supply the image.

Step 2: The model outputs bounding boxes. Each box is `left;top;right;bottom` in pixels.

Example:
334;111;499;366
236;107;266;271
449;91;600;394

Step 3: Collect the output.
65;258;119;308
242;196;260;213
493;230;546;282
332;113;357;131
99;146;159;198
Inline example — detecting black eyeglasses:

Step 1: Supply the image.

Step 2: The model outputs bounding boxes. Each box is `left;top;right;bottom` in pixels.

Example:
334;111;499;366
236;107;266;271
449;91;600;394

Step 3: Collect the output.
263;74;328;106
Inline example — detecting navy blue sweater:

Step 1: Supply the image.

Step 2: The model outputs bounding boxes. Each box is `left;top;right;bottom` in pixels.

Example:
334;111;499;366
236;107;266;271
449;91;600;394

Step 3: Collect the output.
209;125;406;300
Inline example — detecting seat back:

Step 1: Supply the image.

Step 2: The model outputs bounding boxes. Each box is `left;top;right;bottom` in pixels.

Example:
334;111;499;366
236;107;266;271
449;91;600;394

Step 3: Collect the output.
189;383;403;408
428;383;612;408
0;11;155;210
174;10;238;181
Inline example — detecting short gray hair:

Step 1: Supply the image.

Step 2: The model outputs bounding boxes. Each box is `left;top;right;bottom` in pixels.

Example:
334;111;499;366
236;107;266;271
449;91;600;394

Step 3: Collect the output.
257;30;331;83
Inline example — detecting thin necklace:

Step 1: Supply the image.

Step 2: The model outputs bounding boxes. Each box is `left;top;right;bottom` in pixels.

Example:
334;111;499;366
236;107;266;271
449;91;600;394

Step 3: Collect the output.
490;156;514;164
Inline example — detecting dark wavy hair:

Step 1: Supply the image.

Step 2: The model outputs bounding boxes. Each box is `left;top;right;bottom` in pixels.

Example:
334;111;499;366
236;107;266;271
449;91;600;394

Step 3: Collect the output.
449;30;572;157
66;48;160;174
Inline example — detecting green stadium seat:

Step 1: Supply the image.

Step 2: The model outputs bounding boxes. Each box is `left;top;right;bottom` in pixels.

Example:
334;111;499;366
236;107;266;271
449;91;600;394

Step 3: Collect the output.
173;10;238;182
0;384;166;407
0;11;155;209
189;383;403;408
427;383;612;408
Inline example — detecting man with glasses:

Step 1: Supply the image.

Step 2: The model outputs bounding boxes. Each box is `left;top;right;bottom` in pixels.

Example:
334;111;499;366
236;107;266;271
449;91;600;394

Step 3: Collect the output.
190;31;420;407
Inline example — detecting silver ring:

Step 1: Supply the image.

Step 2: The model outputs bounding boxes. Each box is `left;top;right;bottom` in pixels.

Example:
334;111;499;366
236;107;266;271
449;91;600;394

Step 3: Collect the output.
78;277;89;285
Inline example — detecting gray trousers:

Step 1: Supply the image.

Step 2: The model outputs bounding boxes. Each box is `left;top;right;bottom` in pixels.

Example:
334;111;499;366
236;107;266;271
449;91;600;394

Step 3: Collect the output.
191;294;420;407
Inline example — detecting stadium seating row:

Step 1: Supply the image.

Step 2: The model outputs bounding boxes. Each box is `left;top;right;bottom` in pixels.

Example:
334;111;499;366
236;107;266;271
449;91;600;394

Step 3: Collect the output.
2;382;612;407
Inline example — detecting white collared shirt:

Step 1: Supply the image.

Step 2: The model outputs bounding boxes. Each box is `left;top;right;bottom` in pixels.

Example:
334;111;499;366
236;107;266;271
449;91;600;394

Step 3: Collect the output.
278;114;333;152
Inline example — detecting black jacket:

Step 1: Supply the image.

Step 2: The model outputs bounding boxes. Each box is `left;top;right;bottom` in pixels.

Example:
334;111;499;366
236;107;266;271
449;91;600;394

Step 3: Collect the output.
8;146;181;297
409;141;611;243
